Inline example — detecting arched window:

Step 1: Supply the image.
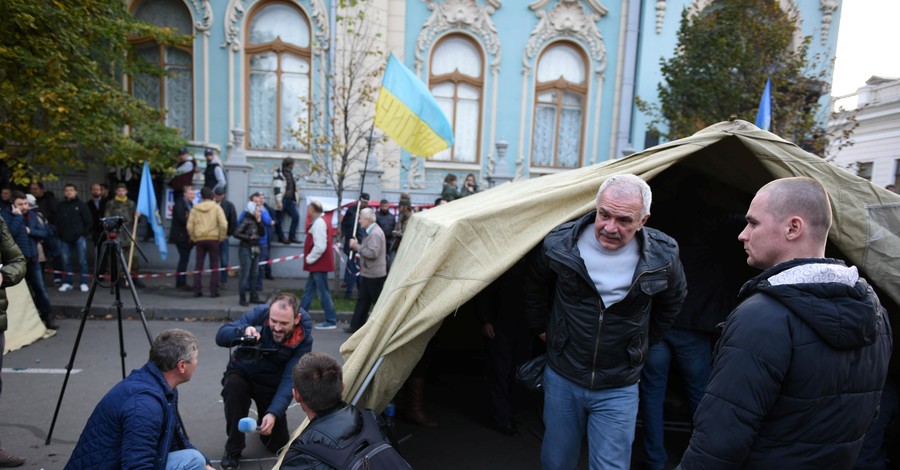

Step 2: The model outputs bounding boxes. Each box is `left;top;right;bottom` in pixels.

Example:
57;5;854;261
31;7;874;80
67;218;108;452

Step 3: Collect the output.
429;35;483;163
246;2;311;151
531;42;587;168
131;0;194;139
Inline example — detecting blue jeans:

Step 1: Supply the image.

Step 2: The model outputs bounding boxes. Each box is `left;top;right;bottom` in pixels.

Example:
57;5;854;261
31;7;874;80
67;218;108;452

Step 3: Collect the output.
541;366;639;470
301;271;337;324
60;236;88;285
26;259;52;318
639;328;712;470
220;238;230;283
277;198;301;240
239;246;259;298
165;448;206;469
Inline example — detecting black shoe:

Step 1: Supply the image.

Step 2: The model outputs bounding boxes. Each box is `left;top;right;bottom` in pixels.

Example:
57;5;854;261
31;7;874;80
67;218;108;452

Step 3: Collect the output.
289;238;303;244
250;297;266;304
278;237;289;244
344;327;357;334
194;292;203;297
210;292;220;298
265;274;275;280
133;279;146;288
43;319;59;330
220;453;240;470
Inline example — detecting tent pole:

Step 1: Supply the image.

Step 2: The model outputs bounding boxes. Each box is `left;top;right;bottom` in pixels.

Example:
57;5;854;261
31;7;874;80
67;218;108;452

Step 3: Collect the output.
351;355;385;406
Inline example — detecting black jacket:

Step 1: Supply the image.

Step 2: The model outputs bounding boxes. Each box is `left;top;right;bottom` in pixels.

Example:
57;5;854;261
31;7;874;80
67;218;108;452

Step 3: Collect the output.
281;403;390;470
169;197;192;247
220;199;238;237
679;258;893;470
55;197;92;242
524;211;686;390
233;215;263;248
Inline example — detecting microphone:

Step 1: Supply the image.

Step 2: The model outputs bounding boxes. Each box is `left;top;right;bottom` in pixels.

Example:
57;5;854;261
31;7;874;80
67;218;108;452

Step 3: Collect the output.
238;417;259;433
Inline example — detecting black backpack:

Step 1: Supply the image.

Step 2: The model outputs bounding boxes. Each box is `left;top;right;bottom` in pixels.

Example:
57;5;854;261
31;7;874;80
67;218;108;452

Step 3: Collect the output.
298;409;411;470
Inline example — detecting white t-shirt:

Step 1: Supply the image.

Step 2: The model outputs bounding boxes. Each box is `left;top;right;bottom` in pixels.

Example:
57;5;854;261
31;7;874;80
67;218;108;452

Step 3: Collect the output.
576;226;640;307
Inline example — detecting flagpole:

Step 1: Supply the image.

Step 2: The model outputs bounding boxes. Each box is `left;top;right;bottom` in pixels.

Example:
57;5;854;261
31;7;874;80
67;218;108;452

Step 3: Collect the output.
127;214;139;275
350;123;377;240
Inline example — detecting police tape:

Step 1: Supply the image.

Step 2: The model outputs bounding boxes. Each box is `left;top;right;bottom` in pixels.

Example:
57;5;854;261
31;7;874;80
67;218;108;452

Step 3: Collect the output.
45;244;350;279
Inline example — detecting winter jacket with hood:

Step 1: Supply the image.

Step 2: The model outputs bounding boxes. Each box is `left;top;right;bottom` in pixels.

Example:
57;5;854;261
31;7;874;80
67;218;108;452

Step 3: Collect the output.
187;199;227;242
678;258;893;470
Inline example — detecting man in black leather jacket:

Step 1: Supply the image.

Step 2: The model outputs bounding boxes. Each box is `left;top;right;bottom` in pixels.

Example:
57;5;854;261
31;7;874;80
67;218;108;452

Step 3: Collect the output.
678;177;892;470
524;174;686;470
281;352;397;470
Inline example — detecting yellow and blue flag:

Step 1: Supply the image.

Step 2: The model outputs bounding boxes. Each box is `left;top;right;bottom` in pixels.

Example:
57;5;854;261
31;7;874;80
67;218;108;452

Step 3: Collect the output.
136;161;168;261
375;53;454;157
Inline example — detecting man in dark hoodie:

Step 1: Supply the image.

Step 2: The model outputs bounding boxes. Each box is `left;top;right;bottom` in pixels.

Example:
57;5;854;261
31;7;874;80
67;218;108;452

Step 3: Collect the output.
678;177;893;469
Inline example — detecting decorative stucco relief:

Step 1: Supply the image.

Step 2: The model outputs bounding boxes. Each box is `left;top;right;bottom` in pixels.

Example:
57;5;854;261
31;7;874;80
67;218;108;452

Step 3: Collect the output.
656;0;666;33
192;0;213;34
220;0;329;52
819;0;838;45
688;0;800;19
522;0;608;75
415;0;503;74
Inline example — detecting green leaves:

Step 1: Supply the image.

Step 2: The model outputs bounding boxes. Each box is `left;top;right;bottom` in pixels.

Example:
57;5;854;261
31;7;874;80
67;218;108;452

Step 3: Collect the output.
0;0;188;183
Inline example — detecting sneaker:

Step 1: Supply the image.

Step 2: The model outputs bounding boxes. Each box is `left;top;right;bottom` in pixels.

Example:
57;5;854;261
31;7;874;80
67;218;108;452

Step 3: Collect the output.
58;283;73;292
0;448;25;467
80;283;89;292
220;453;240;470
52;278;62;286
314;322;337;330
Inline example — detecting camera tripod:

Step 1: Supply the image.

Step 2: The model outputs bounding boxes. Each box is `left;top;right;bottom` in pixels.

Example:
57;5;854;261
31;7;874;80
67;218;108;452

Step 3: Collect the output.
45;219;153;444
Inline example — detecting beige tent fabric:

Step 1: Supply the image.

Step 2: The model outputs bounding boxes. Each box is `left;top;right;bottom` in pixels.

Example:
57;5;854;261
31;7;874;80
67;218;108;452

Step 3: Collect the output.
276;120;900;466
4;281;54;354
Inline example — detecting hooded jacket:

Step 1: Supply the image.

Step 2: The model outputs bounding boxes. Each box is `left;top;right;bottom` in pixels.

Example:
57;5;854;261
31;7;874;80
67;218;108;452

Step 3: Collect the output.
0;217;26;333
524;211;686;390
187;199;227;242
678;258;893;470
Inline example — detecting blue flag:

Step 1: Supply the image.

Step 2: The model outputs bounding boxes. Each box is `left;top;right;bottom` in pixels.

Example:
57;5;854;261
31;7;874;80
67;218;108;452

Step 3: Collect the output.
755;78;772;131
136;161;168;261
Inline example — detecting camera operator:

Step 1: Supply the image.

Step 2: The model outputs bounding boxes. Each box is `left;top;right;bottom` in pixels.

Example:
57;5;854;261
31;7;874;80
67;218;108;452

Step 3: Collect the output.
215;292;313;470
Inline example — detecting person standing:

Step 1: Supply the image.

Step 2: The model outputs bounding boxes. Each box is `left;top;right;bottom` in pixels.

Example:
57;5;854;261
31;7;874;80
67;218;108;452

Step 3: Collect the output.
170;185;195;290
215;187;238;285
87;182;107;247
345;207;386;334
678;177;892;469
441;173;460;202
0;215;28;466
66;329;214;470
55;184;93;293
202;149;226;192
103;183;144;287
524;174;687;470
187;187;227;298
340;193;368;299
29;181;63;287
375;199;396;262
460;173;479;197
233;201;263;306
272;157;301;244
170;148;196;202
3;193;55;330
302;200;338;330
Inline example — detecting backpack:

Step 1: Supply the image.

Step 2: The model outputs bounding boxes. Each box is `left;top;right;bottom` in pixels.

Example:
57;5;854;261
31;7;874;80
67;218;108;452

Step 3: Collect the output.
298;409;411;470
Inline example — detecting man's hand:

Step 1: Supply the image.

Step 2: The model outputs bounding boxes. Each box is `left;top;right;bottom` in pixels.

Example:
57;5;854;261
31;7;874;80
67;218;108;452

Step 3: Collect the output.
538;332;546;342
349;238;359;251
10;205;20;215
483;323;495;339
277;202;283;210
243;326;260;340
259;413;277;435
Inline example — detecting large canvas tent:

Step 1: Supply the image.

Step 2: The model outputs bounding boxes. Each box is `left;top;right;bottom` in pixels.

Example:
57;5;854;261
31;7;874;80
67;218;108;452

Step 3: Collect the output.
277;119;900;464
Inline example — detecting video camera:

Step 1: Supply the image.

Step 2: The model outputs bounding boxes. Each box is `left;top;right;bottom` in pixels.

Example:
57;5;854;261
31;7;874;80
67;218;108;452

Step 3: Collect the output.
101;216;126;232
231;335;277;362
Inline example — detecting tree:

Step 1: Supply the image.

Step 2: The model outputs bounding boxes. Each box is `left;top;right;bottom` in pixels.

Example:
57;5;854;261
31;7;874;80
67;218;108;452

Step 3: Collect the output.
638;0;830;153
0;0;189;185
297;0;385;210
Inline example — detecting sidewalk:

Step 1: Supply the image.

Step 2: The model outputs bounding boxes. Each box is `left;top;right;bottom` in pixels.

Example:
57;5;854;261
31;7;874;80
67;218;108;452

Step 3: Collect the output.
45;273;354;324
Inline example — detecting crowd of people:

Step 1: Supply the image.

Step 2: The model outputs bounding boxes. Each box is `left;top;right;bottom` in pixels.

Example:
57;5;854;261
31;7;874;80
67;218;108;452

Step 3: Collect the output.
0;157;895;469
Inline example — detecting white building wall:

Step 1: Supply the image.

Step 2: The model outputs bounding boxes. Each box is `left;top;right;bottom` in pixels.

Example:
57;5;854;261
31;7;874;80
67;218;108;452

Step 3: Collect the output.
829;77;900;190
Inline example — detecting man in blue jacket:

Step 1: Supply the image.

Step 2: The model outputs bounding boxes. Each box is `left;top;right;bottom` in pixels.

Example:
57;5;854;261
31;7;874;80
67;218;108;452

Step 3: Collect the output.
66;329;212;470
216;292;313;470
525;174;686;470
2;192;54;329
678;177;893;469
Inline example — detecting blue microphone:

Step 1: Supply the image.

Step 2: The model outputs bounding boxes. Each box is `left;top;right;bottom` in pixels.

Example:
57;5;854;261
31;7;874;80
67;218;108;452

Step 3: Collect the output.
238;417;259;433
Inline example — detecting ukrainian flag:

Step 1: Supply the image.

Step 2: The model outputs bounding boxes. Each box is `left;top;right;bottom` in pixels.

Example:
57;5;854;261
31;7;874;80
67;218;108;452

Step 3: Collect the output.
375;53;454;157
136;161;168;261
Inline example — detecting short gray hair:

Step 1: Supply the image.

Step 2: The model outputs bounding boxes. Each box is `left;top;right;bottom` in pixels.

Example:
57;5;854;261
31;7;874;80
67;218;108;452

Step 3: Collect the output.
596;174;652;218
149;329;199;372
359;207;376;222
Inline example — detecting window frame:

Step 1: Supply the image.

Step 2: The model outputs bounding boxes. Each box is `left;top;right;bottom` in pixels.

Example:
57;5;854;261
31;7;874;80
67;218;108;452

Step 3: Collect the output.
128;0;195;140
244;0;312;151
428;33;485;164
530;41;588;169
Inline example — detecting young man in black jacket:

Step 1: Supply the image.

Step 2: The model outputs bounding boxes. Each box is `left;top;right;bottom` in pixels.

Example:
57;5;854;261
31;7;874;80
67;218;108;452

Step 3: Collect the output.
55;184;93;293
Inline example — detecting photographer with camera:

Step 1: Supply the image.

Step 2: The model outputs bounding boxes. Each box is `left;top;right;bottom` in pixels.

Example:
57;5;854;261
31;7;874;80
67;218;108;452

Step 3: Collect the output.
215;292;313;470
